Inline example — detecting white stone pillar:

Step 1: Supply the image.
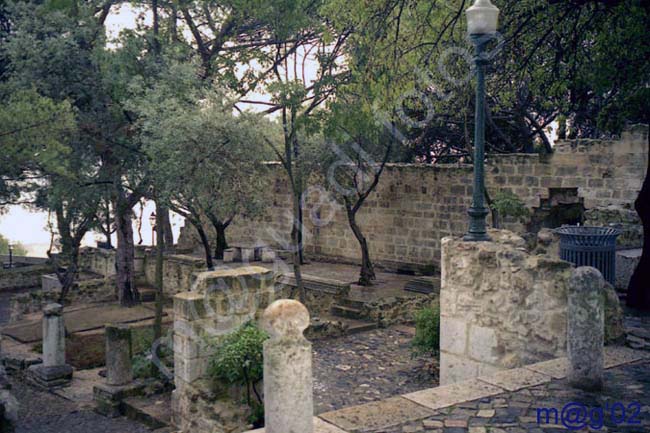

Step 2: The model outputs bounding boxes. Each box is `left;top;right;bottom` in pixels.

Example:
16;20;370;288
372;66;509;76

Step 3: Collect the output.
42;303;65;367
262;300;313;433
567;267;604;391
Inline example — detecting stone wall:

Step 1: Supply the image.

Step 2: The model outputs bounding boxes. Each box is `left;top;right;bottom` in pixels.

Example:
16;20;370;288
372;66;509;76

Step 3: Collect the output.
439;229;625;385
143;253;207;296
0;263;53;291
78;247;116;277
172;267;281;433
178;126;648;272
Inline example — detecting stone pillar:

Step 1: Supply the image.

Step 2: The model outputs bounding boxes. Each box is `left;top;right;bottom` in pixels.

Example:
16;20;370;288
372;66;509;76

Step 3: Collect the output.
262;299;313;433
42;303;65;367
567;267;604;391
105;324;133;386
27;303;72;388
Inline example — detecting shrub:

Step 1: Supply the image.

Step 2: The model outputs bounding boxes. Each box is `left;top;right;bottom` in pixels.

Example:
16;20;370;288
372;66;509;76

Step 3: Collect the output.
490;190;529;228
207;321;269;427
411;304;440;358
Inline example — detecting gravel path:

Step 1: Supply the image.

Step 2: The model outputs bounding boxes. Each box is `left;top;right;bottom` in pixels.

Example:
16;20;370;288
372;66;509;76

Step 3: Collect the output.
312;326;437;414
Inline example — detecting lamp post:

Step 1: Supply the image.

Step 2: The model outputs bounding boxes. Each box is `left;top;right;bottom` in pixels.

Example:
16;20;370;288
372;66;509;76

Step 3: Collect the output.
463;0;499;242
149;212;157;246
8;242;14;268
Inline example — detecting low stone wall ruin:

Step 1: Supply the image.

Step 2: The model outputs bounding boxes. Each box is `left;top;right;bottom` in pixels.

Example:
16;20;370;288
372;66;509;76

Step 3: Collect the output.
172;266;281;433
439;229;625;385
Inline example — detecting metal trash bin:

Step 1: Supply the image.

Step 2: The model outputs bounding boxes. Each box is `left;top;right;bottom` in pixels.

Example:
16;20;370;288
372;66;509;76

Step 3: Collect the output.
555;226;621;285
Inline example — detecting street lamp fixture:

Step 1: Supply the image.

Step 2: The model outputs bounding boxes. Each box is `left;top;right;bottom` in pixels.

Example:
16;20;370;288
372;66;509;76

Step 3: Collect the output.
463;0;499;242
149;212;157;246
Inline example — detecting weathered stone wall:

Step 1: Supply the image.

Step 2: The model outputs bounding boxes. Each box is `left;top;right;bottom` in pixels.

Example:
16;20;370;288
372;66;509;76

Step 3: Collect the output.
172;267;281;433
439;229;624;385
0;263;53;291
143;253;207;296
179;126;648;272
78;247;116;277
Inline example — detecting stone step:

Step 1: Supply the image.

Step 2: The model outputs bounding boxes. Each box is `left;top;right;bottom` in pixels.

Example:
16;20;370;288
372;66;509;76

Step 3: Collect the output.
122;395;170;430
338;298;366;310
345;320;378;335
330;304;364;320
403;276;440;295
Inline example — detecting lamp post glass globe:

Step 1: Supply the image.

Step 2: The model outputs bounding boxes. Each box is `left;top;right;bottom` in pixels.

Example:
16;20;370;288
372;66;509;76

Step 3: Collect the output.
466;0;499;35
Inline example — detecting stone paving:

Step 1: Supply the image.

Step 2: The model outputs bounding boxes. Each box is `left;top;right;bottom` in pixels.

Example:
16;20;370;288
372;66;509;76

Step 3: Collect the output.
313;326;436;414
371;360;650;433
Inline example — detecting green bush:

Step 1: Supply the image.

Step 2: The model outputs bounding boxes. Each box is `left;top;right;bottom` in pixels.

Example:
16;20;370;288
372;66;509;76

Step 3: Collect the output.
490;190;529;228
411;304;440;358
207;321;269;427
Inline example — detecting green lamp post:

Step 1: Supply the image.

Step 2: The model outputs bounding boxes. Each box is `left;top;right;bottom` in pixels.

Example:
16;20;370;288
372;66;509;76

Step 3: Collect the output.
463;0;499;242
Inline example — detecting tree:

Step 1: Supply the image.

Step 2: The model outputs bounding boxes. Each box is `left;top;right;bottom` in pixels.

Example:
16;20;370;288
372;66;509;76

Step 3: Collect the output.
0;235;27;256
321;102;395;285
0;90;74;209
133;68;271;269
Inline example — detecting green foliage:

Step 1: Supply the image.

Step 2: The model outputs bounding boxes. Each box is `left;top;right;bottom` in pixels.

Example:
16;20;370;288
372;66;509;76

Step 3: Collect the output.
208;322;268;389
207;321;268;425
0;235;28;256
490;190;529;222
131;327;173;380
411;304;440;358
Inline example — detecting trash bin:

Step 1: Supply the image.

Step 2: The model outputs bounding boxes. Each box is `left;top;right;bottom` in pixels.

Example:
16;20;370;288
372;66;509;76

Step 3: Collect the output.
555;226;621;286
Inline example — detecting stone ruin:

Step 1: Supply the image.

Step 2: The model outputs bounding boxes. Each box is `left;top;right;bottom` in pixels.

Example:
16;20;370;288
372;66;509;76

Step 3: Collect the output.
439;229;624;385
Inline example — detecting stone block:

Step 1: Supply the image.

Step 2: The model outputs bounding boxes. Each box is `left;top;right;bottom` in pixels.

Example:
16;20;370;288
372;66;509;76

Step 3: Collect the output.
440;352;482;385
478;367;551;391
403;378;503;411
615;248;641;291
440;317;467;355
41;274;62;292
174;292;208;320
468;325;499;364
240;248;255;263
93;381;146;417
261;248;276;263
223;248;236;263
27;364;73;389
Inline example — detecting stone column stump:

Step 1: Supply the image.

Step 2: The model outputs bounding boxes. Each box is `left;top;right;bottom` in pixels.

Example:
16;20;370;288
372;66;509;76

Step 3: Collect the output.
262;299;313;433
568;267;605;391
27;303;73;388
94;323;145;417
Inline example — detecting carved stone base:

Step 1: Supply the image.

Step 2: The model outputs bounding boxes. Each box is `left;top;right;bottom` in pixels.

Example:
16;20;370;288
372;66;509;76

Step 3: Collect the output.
27;364;73;389
93;381;145;418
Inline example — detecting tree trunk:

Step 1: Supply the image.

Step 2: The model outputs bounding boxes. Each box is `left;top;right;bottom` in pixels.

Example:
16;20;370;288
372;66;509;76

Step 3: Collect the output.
346;206;375;286
213;222;229;260
160;209;174;248
57;246;79;303
627;134;650;311
291;190;305;303
153;202;165;342
116;205;139;306
194;222;214;270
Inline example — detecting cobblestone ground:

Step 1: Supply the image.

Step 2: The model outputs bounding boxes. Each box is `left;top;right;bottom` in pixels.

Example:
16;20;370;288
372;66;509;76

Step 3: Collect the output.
9;375;154;433
313;326;436;414
370;360;650;433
